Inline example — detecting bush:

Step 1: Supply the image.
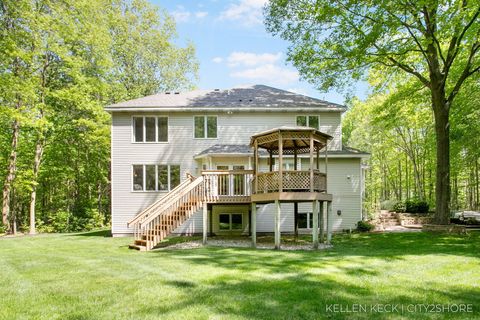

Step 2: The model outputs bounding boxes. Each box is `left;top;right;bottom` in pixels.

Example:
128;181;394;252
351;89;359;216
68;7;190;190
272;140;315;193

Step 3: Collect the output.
404;199;429;214
357;220;375;232
0;223;6;234
393;201;406;213
380;200;397;211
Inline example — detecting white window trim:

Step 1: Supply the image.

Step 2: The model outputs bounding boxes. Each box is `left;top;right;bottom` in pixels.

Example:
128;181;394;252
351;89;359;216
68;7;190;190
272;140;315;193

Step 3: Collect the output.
296;115;319;130
131;115;169;143
193;115;218;139
131;164;180;193
298;212;313;229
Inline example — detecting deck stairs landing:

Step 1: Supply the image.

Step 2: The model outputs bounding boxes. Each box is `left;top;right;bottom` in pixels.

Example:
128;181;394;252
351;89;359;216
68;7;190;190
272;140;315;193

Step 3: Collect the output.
127;175;205;251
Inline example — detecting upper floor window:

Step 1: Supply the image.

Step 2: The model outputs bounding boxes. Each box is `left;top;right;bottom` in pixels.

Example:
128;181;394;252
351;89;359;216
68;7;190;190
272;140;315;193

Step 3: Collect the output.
132;164;180;192
133;116;168;142
194;116;217;138
296;115;319;130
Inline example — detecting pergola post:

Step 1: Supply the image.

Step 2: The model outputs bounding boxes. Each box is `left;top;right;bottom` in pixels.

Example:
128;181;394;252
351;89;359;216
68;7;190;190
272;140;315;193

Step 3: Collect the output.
254;140;258;193
324;141;328;193
319;201;325;243
278;132;283;192
309;133;314;192
312;200;319;249
202;202;208;245
251;202;256;248
275;200;281;249
326;201;332;245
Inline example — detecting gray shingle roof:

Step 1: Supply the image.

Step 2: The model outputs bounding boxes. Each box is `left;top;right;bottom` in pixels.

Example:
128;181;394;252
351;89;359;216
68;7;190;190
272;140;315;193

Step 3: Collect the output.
195;144;369;158
106;85;346;112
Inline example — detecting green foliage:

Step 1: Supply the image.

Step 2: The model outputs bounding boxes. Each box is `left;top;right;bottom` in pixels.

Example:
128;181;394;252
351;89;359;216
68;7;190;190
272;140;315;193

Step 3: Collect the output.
0;0;198;233
356;220;375;232
393;201;406;213
400;200;429;214
380;200;397;211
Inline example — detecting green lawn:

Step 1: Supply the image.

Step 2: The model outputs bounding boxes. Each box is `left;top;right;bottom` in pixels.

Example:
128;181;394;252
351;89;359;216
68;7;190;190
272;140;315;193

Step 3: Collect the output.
0;231;479;320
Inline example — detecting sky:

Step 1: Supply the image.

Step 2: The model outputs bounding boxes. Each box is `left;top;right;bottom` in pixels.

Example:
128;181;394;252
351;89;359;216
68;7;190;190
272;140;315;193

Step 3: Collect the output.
151;0;368;105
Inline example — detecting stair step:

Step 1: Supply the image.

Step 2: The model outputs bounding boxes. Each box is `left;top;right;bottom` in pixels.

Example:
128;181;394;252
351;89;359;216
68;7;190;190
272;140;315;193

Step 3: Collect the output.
135;239;148;246
129;244;147;251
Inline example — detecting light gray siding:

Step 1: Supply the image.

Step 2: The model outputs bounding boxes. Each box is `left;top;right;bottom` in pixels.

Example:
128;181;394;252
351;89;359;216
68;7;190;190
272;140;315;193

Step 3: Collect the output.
111;111;350;235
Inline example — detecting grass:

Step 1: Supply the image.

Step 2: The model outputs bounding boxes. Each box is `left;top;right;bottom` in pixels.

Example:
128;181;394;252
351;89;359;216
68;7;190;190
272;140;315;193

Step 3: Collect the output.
0;231;479;319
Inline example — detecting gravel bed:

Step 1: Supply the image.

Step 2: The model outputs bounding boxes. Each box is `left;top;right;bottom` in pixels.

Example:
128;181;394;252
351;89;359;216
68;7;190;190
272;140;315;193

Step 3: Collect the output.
155;239;332;251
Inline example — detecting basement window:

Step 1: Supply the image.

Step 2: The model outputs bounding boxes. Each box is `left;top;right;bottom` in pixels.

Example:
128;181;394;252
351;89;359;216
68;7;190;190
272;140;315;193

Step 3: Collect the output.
218;213;243;231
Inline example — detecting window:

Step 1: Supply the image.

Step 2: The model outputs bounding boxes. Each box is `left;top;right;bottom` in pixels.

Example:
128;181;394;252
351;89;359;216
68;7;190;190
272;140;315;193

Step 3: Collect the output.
273;158;299;170
132;164;180;191
133;116;168;142
296;115;319;130
194;116;217;138
218;213;243;231
297;212;316;228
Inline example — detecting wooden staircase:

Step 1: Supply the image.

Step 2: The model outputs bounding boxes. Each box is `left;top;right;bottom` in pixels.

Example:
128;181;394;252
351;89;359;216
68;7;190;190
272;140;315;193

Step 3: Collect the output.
127;174;205;251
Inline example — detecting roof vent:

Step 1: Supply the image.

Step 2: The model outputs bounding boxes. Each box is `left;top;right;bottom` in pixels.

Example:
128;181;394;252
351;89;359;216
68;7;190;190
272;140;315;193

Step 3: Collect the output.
239;99;243;102
249;99;253;102
174;92;180;94
165;92;171;94
214;88;220;91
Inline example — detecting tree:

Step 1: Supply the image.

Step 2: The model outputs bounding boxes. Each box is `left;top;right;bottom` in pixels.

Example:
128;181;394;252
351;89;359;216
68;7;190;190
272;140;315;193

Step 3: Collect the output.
265;0;480;224
0;0;198;234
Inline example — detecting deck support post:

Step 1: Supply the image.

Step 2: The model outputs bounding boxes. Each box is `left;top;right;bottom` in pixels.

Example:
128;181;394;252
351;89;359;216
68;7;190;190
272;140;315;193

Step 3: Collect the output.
319;201;325;243
275;200;281;250
294;202;298;241
312;200;319;249
326;201;332;245
202;202;208;245
251;203;257;248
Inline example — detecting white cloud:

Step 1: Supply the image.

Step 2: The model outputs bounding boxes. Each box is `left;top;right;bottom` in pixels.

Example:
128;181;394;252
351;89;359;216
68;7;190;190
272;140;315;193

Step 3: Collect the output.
231;64;299;86
219;0;267;26
171;6;208;23
227;51;282;67
212;57;224;63
195;11;208;18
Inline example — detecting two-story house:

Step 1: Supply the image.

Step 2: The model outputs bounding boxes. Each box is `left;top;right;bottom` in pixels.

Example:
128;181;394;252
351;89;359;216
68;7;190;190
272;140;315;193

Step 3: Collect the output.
106;85;368;250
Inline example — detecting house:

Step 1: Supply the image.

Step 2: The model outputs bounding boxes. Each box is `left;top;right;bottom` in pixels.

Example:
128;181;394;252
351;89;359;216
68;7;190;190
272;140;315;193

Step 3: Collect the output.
105;85;369;250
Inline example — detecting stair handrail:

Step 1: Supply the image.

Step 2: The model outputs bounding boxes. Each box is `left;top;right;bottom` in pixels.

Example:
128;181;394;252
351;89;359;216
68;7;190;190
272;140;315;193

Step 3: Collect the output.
139;176;205;228
127;173;195;227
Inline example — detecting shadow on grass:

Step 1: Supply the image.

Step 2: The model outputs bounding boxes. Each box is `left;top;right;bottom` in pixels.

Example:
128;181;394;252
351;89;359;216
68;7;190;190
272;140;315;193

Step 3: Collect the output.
141;251;479;319
73;229;111;237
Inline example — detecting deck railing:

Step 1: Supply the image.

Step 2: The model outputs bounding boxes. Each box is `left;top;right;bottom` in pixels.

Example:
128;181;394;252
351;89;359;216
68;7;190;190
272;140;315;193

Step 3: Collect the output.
252;170;326;194
202;170;253;203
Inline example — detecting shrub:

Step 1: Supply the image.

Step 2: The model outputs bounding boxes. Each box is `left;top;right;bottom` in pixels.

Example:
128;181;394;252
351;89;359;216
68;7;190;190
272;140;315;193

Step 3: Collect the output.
0;223;6;234
404;199;429;214
416;201;429;214
357;220;375;232
393;201;406;213
380;200;397;211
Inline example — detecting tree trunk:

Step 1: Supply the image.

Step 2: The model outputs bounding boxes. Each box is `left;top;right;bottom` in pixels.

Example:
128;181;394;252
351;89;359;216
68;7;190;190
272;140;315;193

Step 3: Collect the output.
29;137;45;235
2;119;19;233
432;94;450;224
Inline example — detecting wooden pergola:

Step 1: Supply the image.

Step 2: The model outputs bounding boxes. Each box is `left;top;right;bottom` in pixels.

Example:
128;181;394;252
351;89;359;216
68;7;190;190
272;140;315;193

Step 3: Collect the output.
249;127;334;249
